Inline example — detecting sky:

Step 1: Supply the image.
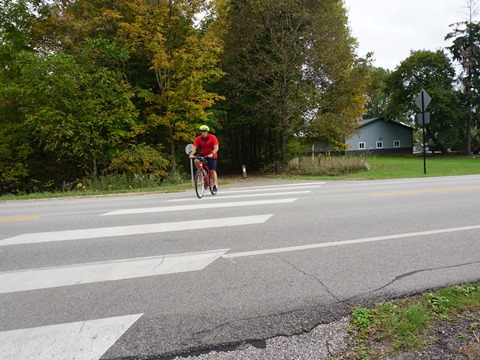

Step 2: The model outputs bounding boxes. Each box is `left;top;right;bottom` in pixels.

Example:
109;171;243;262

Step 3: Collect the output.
343;0;470;70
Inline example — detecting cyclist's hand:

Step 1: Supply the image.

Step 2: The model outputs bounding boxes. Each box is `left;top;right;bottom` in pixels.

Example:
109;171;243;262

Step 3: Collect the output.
189;154;195;159
207;153;213;158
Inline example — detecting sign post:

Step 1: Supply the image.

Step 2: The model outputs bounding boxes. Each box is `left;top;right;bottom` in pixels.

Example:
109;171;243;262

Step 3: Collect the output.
185;144;194;187
415;89;432;175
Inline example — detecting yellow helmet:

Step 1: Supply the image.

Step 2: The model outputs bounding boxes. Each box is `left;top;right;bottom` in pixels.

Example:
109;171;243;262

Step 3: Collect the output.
199;125;210;132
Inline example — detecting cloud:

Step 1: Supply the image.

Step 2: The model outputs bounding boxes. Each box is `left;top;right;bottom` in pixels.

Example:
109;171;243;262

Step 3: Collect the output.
344;0;467;70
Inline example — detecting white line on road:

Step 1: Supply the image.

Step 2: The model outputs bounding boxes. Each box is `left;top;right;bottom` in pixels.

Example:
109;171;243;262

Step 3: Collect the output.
0;314;142;360
165;191;311;202
223;224;480;258
0;214;273;246
0;249;228;294
101;198;297;216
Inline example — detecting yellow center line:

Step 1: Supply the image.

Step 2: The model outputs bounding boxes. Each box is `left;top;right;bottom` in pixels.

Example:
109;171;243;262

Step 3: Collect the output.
371;186;480;197
0;216;40;223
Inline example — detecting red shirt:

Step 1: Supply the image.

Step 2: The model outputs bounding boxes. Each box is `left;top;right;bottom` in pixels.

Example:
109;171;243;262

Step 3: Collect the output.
193;134;219;158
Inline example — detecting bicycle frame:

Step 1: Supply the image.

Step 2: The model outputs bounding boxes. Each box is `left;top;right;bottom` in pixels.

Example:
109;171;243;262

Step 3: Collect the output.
193;156;216;198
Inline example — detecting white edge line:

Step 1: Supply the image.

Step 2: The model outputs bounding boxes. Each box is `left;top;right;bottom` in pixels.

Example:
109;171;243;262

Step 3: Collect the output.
223;225;480;258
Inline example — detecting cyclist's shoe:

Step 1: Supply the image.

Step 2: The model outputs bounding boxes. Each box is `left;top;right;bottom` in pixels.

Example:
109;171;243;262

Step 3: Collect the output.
212;185;218;194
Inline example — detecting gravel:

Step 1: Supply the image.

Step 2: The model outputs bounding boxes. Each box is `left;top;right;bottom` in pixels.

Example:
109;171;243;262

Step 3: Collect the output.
173;317;351;360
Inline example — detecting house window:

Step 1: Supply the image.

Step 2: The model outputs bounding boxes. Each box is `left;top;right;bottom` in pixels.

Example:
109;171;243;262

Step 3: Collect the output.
358;142;365;149
376;141;383;149
394;140;400;148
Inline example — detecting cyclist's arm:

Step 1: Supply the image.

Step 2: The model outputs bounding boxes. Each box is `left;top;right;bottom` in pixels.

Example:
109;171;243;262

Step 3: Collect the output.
209;144;219;157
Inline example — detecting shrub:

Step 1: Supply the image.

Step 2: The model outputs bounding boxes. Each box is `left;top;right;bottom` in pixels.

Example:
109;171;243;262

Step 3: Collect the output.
108;144;169;177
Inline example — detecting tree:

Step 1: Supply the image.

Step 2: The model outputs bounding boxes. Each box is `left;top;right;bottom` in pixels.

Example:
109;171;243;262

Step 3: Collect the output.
219;0;369;167
0;0;47;192
5;42;139;177
386;50;465;153
363;67;391;119
115;0;226;173
446;0;480;154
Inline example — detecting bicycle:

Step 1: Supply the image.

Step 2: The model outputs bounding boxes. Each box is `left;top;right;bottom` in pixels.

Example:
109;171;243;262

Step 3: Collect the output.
193;155;217;199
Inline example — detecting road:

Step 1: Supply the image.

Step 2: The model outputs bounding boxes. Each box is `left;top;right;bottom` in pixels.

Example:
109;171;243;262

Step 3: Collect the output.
1;175;480;359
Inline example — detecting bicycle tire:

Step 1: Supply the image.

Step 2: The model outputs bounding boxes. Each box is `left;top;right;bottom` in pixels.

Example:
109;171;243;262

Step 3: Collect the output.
195;169;205;198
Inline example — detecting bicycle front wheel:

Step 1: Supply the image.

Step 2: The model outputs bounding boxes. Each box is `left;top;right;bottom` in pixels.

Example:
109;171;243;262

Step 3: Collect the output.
195;169;205;198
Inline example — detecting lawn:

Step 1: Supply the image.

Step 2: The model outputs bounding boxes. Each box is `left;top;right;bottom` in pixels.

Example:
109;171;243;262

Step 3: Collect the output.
334;155;480;180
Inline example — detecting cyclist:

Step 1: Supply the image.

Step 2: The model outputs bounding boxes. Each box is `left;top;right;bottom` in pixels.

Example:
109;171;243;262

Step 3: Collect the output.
189;125;219;193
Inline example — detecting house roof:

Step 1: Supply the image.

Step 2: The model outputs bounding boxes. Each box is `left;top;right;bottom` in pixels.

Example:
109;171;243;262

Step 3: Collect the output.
357;117;413;130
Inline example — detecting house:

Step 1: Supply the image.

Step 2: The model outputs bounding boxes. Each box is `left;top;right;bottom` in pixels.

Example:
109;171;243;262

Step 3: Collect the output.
345;117;413;155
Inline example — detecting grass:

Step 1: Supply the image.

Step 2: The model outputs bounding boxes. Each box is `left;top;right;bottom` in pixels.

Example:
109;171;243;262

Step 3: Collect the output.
281;154;480;180
2;155;480;201
345;155;480;179
343;283;480;359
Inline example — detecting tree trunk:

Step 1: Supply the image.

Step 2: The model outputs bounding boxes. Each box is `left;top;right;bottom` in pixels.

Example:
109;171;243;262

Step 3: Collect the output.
170;125;176;174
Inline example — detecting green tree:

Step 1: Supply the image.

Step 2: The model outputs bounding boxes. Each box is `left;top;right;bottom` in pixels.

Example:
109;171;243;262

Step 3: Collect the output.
6;43;139;177
386;50;465;153
363;67;391;119
219;0;369;166
115;0;226;173
0;0;44;192
446;1;480;154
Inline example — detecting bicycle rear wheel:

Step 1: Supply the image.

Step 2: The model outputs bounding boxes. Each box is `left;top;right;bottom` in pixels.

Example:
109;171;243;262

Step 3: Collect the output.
195;169;205;198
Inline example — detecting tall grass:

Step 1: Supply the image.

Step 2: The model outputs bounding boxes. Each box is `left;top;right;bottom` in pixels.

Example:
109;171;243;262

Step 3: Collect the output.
283;155;370;176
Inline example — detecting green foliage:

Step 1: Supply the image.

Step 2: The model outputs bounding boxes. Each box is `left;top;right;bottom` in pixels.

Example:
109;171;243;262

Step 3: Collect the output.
219;0;370;166
2;0;479;193
363;67;391;119
109;144;169;177
446;18;480;154
386;50;465;153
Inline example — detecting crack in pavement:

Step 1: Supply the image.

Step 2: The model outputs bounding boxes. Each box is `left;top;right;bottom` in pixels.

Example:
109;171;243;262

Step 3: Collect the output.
279;255;342;303
343;260;480;303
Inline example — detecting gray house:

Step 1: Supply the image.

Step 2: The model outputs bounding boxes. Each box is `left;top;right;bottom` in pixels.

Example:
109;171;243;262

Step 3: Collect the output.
345;117;413;155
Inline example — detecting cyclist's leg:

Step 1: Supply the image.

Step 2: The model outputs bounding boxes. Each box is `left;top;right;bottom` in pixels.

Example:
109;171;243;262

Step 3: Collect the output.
207;158;218;187
211;170;217;186
193;158;201;169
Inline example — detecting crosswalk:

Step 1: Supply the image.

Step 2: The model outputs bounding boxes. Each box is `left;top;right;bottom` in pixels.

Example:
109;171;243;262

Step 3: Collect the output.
0;181;324;360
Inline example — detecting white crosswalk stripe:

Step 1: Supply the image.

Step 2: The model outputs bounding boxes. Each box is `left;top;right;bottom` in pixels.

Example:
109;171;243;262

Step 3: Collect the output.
0;249;229;294
220;184;324;194
0;182;324;359
0;214;273;246
100;198;297;216
0;314;143;360
227;182;325;190
165;190;311;202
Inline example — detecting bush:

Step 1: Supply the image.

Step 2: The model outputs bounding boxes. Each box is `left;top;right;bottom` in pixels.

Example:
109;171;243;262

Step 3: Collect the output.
283;155;370;176
108;144;169;177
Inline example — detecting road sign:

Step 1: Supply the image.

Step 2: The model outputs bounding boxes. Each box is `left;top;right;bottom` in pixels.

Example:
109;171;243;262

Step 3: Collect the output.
415;89;431;112
417;112;430;125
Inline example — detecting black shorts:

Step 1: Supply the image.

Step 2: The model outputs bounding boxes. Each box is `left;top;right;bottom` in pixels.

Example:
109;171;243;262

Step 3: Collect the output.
206;158;217;171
